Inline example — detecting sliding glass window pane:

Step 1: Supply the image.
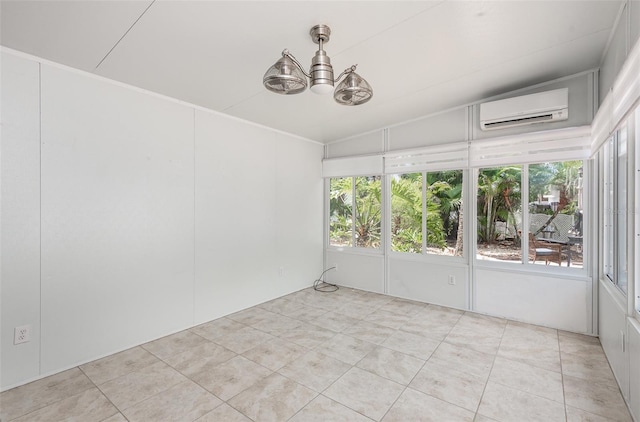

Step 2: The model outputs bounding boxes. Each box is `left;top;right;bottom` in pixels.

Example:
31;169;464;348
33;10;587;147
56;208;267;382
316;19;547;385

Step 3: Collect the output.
391;173;422;253
528;161;584;268
604;139;615;280
427;170;463;256
477;166;522;263
329;177;353;247
355;176;382;248
636;108;640;313
617;128;628;294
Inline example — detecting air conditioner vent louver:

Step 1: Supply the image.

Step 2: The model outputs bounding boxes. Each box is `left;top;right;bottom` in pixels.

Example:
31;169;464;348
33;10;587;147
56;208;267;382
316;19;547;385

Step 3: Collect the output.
480;88;568;131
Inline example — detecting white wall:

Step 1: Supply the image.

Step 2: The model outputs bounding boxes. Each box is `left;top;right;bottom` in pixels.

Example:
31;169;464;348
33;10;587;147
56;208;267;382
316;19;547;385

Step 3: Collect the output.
476;269;591;333
629;318;640;421
0;51;324;390
600;0;640;103
388;258;467;310
194;111;323;323
325;250;385;294
388;108;467;151
39;63;197;374
1;54;42;388
326;130;384;159
598;281;630;401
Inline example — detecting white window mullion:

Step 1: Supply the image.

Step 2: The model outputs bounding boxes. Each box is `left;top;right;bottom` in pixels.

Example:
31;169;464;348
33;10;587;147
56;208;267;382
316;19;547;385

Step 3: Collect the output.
422;172;427;255
351;177;357;248
522;165;530;265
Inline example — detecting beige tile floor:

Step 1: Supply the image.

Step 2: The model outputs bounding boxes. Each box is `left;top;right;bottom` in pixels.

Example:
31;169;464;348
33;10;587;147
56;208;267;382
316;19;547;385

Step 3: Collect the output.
0;286;633;422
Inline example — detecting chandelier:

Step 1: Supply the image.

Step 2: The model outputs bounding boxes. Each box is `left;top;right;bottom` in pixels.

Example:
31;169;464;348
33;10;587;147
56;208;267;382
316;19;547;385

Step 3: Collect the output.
263;25;373;106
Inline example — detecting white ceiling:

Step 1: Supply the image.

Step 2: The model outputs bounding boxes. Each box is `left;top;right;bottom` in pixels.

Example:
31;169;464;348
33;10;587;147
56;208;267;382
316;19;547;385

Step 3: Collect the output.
1;1;624;143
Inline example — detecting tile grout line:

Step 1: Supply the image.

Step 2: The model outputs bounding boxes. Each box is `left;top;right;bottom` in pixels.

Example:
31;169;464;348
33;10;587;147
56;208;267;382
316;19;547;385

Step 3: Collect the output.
471;318;507;420
558;329;569;422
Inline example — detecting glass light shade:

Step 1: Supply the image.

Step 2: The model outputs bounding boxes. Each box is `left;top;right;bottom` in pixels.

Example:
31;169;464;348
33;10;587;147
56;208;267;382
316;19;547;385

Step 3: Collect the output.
263;56;307;95
334;72;373;105
310;82;334;95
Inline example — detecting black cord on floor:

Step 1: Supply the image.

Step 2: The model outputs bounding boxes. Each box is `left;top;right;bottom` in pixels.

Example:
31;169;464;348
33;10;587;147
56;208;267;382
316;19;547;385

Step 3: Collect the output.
313;267;338;292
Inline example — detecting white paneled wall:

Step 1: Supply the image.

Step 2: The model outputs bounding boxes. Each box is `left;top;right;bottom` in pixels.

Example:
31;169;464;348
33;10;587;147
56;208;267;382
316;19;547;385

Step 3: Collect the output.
629;318;640;421
388;108;467;151
274;134;324;297
39;65;196;373
598;281;631;403
326;131;384;158
1;54;42;387
476;269;591;333
193;111;323;324
388;258;468;310
0;51;324;390
194;110;277;323
325;251;385;294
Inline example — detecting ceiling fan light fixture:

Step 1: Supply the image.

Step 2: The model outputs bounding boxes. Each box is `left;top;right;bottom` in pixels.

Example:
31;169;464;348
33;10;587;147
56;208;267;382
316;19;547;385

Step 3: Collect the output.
263;24;372;105
334;70;373;106
263;54;307;95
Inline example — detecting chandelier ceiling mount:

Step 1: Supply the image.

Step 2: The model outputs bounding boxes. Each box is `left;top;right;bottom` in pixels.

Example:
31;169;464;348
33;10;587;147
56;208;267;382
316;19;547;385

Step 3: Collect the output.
263;24;373;106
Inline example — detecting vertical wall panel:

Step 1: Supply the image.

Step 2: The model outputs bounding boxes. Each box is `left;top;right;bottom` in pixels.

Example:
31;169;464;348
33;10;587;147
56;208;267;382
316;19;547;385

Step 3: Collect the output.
194;110;278;323
598;281;630;400
476;269;590;333
631;0;640;52
39;65;195;373
600;4;629;103
326;131;384;158
1;53;41;389
274;134;324;296
628;319;640;421
388;259;467;309
388;108;467;151
325;251;385;294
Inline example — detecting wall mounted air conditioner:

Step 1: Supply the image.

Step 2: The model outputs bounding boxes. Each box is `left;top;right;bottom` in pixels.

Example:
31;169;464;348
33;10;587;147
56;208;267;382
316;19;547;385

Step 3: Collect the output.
479;88;568;131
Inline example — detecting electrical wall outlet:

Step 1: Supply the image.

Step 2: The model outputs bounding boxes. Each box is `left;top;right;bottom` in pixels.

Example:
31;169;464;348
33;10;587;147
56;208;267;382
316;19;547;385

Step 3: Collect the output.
333;263;338;271
278;266;286;277
448;275;456;285
14;325;31;345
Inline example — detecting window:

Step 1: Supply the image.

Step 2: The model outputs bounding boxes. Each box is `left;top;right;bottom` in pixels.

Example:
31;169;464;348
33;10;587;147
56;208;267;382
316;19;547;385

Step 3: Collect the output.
391;170;463;256
529;161;585;269
475;160;586;268
636;108;640;314
476;166;522;263
329;176;381;249
329;177;353;247
617;128;628;294
603;127;628;294
391;173;422;253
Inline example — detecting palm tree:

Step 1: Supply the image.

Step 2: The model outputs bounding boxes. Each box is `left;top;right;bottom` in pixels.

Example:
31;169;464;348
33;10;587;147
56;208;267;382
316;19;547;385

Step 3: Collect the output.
427;171;463;255
477;166;522;244
391;174;422;252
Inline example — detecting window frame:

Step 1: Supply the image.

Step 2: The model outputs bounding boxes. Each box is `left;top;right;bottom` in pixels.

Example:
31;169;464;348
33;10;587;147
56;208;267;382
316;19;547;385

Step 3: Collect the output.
603;127;629;296
472;160;589;275
327;174;384;253
388;169;466;261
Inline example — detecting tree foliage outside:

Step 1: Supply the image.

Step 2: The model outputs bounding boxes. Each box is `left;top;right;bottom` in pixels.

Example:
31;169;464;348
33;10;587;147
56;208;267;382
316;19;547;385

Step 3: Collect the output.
476;161;584;265
529;160;583;236
329;171;463;255
391;171;464;255
329;177;353;246
329;176;381;248
477;166;522;245
391;173;423;253
329;161;582;265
